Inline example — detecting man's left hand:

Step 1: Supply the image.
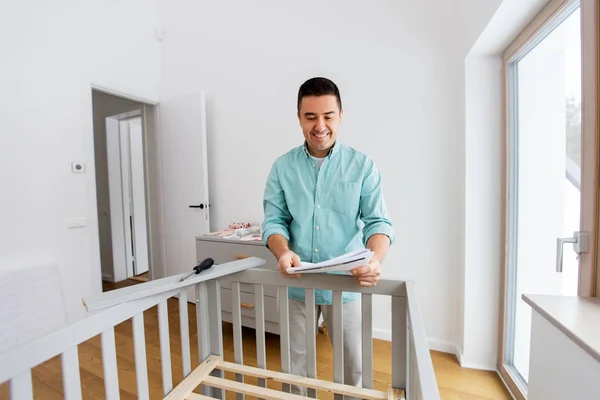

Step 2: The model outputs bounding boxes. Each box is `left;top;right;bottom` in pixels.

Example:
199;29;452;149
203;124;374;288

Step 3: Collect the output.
351;259;381;287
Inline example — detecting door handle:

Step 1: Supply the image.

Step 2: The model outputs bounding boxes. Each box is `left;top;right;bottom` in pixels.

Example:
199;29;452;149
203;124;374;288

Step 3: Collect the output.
189;203;205;209
556;231;589;272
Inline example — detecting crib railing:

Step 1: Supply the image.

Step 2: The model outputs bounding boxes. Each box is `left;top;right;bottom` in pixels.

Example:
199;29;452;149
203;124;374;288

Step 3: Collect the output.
0;257;440;400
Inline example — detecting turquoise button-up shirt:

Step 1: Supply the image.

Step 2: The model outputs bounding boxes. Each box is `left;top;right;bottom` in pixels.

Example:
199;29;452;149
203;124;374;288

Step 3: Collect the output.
262;141;394;305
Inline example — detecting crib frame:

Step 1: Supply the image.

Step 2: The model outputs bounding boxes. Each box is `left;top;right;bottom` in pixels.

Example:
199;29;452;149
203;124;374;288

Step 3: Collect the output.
162;354;404;400
0;257;440;400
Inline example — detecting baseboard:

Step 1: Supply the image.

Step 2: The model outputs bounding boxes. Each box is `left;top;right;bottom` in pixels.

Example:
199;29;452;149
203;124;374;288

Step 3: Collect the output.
372;329;457;356
457;349;465;365
372;331;497;372
457;359;497;371
102;273;114;282
456;348;497;371
427;339;458;354
372;328;391;342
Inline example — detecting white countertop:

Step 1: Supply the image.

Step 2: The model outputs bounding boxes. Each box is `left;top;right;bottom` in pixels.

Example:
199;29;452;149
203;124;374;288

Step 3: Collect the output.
523;294;600;364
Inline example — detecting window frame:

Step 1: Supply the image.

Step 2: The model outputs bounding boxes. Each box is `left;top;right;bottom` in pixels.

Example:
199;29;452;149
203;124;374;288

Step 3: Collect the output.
498;0;599;398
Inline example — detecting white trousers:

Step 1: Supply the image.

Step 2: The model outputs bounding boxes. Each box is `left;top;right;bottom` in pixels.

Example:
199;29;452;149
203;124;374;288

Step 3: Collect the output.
288;298;362;398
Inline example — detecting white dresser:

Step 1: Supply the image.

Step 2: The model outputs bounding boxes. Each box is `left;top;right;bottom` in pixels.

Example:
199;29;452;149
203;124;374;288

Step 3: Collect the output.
195;236;281;334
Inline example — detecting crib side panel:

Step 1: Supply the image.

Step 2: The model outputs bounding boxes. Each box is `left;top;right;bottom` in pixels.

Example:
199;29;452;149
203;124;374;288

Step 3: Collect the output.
9;371;33;400
254;284;267;391
101;328;120;400
305;288;317;399
362;293;374;390
158;299;173;395
61;347;82;400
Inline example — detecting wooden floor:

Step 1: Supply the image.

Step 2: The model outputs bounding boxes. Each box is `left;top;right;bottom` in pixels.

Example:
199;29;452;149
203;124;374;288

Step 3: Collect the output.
0;279;512;400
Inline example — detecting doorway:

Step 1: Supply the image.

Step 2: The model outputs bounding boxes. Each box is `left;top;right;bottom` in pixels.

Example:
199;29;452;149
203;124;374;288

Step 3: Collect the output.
90;86;212;296
91;89;162;288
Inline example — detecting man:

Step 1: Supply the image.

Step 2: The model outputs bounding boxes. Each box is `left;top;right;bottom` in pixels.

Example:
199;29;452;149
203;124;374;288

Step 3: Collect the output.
262;77;394;395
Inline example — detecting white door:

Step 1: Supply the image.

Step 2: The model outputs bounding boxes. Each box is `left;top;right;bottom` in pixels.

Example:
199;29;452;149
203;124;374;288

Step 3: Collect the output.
106;112;150;280
128;118;149;275
159;92;211;281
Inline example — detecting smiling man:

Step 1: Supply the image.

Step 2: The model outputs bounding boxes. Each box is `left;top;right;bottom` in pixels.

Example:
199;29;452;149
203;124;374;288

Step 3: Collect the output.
262;77;394;396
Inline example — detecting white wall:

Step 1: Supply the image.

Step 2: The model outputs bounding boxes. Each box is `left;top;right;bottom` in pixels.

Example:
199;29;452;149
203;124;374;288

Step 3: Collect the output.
160;0;503;350
462;54;503;369
0;0;162;322
461;0;552;370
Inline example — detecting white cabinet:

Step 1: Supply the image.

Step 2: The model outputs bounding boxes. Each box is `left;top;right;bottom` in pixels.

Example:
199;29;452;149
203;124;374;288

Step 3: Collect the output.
524;295;600;400
196;236;280;334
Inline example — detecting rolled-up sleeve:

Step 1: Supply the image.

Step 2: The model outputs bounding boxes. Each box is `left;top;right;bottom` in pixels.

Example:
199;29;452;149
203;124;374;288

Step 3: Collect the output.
360;159;395;246
262;161;291;245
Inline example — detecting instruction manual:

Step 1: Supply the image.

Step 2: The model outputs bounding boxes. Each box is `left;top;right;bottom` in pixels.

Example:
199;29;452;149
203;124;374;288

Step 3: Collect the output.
286;248;374;274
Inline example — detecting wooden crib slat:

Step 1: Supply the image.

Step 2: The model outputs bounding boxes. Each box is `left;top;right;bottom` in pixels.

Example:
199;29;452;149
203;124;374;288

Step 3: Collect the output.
332;291;344;400
158;299;173;395
179;289;192;377
61;347;82;400
207;280;224;399
305;288;317;398
392;296;407;390
362;293;374;389
254;284;267;392
278;286;291;393
186;394;216;400
132;313;150;400
101;328;120;400
10;370;33;399
218;360;388;400
232;282;245;400
203;376;308;400
388;388;405;400
164;355;220;400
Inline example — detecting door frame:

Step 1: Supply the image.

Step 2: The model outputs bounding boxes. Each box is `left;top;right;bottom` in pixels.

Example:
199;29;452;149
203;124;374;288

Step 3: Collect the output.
87;84;166;288
498;0;600;398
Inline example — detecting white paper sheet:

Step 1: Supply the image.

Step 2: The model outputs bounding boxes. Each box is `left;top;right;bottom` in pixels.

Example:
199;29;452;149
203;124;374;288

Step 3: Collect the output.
286;249;374;274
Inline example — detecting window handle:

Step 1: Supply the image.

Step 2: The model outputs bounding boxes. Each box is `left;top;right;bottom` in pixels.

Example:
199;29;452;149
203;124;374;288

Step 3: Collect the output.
556;231;589;272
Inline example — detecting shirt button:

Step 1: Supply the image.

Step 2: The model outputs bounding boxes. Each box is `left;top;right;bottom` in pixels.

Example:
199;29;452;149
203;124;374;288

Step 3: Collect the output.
312;164;316;167
317;204;321;209
315;226;320;230
314;248;319;253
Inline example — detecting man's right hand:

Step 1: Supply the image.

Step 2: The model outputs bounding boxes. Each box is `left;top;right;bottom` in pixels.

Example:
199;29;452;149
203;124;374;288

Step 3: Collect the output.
277;250;302;278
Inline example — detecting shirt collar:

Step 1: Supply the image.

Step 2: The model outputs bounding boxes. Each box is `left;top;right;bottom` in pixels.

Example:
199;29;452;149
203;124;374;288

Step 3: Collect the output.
302;140;339;159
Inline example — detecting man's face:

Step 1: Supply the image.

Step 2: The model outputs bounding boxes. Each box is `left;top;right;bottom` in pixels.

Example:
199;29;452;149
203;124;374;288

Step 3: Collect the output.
298;95;343;157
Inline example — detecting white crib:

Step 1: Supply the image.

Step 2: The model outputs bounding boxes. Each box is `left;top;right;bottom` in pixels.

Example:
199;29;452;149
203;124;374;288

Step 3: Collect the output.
0;257;440;400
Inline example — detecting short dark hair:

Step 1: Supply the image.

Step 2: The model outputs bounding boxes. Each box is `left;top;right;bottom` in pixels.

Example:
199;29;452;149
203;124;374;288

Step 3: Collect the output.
297;77;342;113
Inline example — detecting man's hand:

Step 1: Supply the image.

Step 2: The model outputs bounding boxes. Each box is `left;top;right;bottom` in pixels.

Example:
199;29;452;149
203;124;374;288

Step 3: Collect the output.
267;235;301;278
351;259;381;287
277;250;302;278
